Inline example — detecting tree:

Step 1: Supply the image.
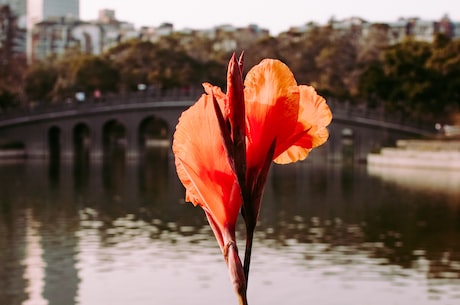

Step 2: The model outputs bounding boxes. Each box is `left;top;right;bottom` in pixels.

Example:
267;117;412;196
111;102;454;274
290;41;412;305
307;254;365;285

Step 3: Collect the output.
244;36;281;70
357;23;390;65
426;36;460;119
106;40;158;91
48;48;87;100
0;6;27;108
75;56;119;93
0;82;19;110
24;63;58;103
355;23;391;106
314;29;359;98
275;26;332;87
381;39;437;119
146;48;199;90
107;38;201;91
357;64;388;108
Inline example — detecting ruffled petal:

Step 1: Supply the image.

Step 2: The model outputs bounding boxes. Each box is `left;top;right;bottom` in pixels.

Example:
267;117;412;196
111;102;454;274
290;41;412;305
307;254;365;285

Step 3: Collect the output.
274;85;332;164
244;59;300;169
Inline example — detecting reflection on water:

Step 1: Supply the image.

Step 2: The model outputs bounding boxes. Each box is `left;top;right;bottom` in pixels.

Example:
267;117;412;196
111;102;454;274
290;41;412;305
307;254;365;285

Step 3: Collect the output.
0;150;459;305
368;164;460;198
22;209;46;305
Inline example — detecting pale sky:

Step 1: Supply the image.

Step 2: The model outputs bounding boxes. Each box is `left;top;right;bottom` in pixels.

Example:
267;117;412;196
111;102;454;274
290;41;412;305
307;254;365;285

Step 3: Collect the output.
80;0;459;35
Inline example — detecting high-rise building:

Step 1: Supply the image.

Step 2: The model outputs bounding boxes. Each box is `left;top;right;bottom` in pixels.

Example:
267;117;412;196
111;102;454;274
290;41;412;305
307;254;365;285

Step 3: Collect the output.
25;0;79;61
27;0;79;29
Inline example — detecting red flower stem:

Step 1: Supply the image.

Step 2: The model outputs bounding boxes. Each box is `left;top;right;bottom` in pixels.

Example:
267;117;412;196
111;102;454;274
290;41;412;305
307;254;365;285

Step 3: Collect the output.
243;219;255;284
242;138;276;283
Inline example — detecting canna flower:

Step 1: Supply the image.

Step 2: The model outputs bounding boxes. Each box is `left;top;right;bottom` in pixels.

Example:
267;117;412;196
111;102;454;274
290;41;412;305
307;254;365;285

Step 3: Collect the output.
172;53;332;305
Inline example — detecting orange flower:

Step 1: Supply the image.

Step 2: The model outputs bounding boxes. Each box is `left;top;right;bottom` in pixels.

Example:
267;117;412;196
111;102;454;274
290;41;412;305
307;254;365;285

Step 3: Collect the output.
243;59;332;221
172;53;331;305
173;86;242;248
173;55;247;303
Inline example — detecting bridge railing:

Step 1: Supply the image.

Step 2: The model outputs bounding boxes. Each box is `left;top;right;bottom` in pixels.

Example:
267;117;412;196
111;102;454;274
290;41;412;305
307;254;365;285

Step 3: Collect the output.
326;98;435;134
0;90;435;135
0;88;203;121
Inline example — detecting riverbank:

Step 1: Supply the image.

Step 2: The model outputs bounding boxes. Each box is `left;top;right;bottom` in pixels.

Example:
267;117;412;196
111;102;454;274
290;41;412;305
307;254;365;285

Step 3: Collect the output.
367;139;460;170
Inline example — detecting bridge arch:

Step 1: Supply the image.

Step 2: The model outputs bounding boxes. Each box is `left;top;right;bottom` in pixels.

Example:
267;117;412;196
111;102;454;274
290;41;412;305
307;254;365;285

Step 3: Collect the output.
48;126;61;161
138;116;170;152
73;123;90;162
0;97;436;161
103;119;127;159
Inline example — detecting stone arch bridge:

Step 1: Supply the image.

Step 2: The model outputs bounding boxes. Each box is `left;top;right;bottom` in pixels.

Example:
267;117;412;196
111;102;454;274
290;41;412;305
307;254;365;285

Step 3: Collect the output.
0;93;435;162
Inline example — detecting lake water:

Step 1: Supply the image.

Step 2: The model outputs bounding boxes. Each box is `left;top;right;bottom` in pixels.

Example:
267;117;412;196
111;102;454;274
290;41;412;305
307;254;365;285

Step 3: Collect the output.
0;148;459;305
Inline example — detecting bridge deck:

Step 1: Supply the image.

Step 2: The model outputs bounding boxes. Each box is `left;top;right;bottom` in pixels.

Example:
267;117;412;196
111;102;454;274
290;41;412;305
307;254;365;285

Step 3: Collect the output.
0;93;435;136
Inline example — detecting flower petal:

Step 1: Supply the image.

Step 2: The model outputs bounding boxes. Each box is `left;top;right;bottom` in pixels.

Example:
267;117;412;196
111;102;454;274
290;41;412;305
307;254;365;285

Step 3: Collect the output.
172;92;242;231
274;85;332;164
244;59;300;169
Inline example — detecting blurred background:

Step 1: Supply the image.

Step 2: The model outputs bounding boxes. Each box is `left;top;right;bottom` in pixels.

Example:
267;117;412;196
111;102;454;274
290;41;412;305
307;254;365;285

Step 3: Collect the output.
0;1;459;305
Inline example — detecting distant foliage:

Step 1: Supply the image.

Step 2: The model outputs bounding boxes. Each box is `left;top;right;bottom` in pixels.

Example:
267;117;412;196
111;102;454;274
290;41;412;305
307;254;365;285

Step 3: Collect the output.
360;34;460;122
1;30;459;123
24;62;58;102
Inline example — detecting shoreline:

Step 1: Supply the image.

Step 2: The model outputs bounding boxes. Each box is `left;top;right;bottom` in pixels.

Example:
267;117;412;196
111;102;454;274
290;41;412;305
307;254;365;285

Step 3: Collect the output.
367;139;460;170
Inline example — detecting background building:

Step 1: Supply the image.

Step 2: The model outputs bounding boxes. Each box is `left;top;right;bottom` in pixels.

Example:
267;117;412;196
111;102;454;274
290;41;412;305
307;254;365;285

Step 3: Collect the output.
26;0;79;61
2;1;460;63
27;0;79;27
0;0;26;28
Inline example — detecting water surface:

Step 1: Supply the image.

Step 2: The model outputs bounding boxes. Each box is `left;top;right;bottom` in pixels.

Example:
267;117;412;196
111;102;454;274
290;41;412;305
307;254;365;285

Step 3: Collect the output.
1;150;459;305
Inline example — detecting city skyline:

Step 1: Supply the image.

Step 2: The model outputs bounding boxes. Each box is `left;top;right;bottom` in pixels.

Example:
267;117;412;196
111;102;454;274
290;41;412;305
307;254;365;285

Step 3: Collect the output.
80;0;460;35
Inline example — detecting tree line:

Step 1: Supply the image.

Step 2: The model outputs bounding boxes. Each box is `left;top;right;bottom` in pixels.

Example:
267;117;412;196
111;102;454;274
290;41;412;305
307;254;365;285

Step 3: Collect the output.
1;27;459;124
